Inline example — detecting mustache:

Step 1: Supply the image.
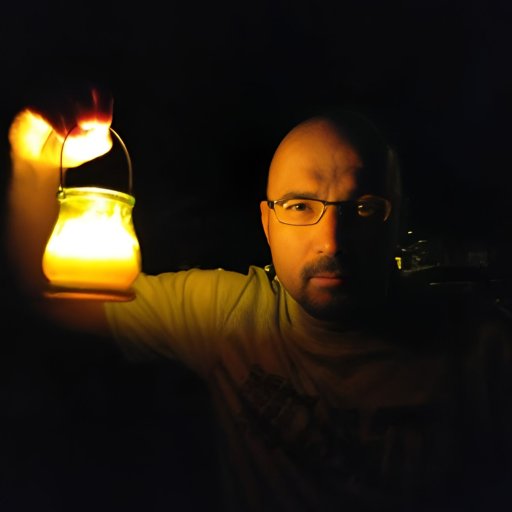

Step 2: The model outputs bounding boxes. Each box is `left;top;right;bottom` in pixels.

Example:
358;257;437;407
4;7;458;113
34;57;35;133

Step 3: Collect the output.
301;255;351;280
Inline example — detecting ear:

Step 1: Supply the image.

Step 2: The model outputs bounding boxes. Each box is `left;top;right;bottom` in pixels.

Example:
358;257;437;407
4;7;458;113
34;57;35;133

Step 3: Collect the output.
260;201;270;244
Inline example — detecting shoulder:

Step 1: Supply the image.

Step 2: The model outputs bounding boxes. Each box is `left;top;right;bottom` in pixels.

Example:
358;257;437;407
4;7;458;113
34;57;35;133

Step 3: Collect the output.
130;264;274;302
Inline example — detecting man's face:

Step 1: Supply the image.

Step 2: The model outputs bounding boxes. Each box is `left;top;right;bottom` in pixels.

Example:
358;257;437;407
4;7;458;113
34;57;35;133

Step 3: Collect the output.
260;119;395;322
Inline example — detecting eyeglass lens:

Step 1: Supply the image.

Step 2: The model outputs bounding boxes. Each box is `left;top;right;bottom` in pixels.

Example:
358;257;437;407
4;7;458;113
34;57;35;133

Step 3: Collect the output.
273;197;389;225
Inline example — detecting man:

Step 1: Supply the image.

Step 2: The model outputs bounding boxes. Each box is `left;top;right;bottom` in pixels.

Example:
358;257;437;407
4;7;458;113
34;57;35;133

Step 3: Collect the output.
6;92;512;511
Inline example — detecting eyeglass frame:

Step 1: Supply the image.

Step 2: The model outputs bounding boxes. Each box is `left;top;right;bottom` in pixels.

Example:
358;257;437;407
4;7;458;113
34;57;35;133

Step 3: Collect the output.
266;195;392;226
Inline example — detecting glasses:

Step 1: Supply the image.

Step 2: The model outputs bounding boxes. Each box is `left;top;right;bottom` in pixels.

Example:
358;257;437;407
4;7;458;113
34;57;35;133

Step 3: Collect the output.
267;195;391;226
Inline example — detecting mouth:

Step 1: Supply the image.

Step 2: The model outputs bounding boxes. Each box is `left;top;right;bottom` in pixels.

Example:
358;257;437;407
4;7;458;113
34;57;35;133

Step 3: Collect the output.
308;273;346;287
302;256;351;290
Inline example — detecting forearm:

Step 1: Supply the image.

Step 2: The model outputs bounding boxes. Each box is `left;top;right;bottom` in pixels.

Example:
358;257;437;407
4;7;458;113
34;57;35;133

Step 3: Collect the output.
6;155;61;297
6;154;113;337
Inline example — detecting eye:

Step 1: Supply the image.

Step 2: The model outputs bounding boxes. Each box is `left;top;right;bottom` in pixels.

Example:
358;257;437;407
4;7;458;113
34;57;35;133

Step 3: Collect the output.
357;200;378;218
356;197;388;220
282;199;312;212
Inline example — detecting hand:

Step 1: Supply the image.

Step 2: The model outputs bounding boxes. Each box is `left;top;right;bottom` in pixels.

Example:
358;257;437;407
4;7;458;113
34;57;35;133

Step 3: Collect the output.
9;84;114;169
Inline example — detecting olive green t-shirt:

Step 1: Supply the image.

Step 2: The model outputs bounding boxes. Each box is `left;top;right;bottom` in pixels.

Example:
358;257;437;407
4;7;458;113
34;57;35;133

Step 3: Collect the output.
105;265;512;511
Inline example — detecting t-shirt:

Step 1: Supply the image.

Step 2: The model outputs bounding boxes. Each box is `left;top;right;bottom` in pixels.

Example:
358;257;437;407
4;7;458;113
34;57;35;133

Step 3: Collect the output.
105;265;512;511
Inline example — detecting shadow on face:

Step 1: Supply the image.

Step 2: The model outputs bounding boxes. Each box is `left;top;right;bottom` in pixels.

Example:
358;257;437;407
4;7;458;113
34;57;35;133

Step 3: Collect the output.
261;111;401;322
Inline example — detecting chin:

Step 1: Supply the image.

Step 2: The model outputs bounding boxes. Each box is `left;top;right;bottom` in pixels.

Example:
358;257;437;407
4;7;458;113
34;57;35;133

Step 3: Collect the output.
301;286;384;323
301;292;357;322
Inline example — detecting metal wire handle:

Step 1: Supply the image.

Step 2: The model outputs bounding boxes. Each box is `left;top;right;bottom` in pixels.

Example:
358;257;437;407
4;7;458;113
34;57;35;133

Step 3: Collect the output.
58;125;133;194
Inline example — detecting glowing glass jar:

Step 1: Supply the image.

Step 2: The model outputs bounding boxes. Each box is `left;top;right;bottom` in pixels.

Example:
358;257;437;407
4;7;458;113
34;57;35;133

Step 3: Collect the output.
42;127;141;300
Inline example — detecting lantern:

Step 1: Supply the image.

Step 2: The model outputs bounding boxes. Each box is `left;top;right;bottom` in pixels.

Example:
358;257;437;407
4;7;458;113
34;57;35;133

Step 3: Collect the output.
42;127;141;301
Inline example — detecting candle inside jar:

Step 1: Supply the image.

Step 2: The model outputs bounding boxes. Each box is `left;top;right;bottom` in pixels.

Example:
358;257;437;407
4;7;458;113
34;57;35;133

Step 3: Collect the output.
42;188;141;292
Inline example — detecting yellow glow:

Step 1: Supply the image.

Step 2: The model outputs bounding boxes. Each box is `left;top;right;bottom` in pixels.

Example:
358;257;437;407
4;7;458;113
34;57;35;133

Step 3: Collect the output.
9;109;113;168
59;124;112;168
395;256;402;270
16;112;53;160
42;188;141;292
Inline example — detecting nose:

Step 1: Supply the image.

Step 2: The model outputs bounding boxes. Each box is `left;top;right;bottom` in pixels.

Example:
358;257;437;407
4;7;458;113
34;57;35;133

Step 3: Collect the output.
314;204;343;256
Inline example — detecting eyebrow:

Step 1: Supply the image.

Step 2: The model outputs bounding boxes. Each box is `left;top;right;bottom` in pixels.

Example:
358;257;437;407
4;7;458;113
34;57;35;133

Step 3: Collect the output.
273;191;387;203
274;191;321;201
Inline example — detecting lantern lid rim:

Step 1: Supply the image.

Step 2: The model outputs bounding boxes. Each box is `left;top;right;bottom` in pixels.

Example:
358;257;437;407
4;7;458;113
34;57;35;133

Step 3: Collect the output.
58;186;135;205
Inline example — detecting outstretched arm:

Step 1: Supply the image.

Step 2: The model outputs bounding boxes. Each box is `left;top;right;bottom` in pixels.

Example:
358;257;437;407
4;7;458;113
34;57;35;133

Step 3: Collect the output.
6;87;115;336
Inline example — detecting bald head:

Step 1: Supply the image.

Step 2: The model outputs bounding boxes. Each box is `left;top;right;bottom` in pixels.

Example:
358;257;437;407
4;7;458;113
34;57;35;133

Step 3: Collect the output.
268;118;361;200
267;112;401;209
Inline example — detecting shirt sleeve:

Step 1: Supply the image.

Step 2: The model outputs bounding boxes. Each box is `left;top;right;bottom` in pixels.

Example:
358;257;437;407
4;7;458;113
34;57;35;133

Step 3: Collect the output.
104;267;255;375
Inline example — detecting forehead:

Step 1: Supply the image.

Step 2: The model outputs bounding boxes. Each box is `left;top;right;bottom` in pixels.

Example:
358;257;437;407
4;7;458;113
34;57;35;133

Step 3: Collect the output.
267;119;385;199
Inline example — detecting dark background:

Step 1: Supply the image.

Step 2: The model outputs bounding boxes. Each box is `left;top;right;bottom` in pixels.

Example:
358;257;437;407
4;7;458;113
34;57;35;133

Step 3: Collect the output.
2;0;512;272
1;1;512;510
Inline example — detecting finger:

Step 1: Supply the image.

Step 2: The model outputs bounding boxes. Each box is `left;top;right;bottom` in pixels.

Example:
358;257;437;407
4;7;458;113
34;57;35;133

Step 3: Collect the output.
27;81;113;138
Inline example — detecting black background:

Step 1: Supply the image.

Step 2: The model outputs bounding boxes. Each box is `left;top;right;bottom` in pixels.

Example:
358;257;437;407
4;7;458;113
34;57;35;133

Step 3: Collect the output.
2;0;512;273
1;1;512;510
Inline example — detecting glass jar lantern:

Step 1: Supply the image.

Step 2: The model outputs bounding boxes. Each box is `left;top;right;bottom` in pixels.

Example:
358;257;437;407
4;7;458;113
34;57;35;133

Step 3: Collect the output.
42;127;141;301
